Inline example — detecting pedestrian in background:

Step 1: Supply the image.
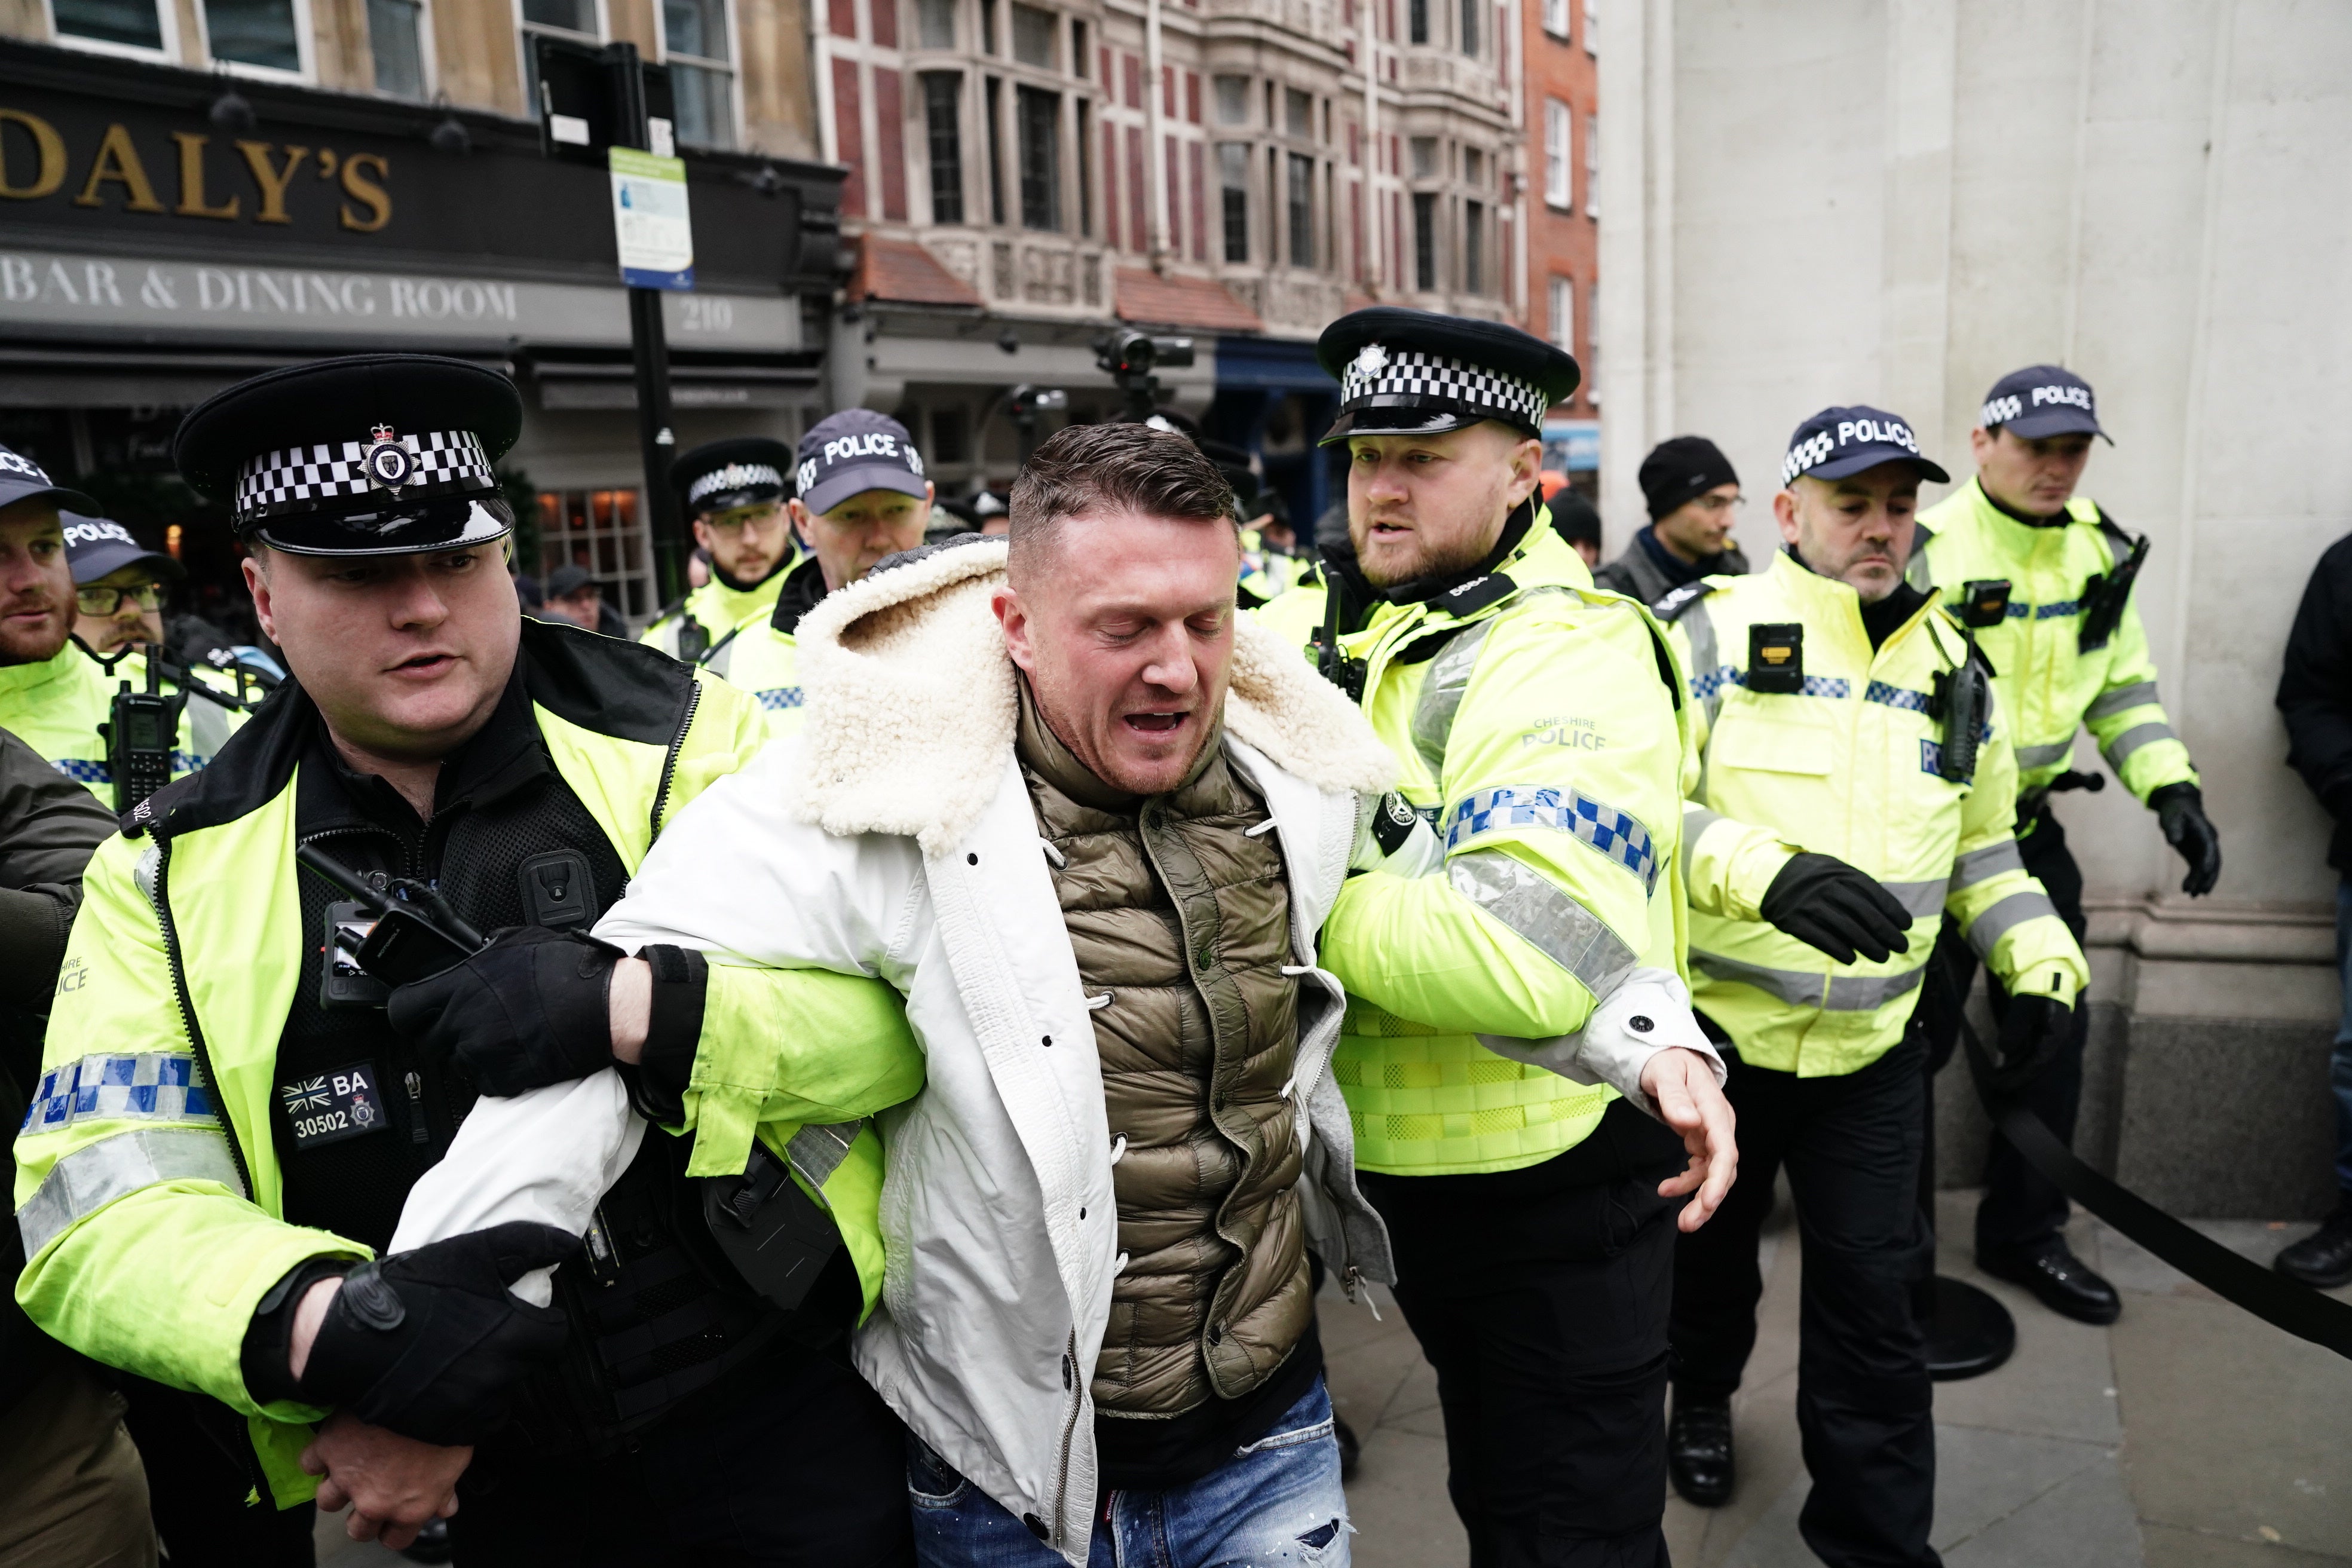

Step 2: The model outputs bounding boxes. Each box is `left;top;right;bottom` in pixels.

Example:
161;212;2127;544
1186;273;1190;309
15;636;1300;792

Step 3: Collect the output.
1594;436;1751;602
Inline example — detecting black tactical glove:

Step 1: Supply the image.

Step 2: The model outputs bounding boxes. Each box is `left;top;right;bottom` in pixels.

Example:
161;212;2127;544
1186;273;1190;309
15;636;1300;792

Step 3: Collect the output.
296;1221;577;1446
1757;852;1915;965
2149;782;2221;897
387;926;623;1096
1988;994;2075;1097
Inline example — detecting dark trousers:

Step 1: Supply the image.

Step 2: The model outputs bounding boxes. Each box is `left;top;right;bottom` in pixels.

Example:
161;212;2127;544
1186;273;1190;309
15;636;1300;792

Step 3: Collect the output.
1936;804;2088;1257
1361;1100;1685;1568
1671;1033;1937;1568
120;1379;317;1567
451;1346;914;1567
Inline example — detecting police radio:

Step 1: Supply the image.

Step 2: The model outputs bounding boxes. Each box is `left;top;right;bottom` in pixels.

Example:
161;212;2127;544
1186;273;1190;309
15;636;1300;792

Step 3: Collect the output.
1931;580;2008;784
2078;520;2148;653
105;651;182;816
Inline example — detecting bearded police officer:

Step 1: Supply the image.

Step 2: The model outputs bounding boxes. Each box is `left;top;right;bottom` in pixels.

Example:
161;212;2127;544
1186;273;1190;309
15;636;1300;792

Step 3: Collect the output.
1659;408;2089;1565
0;460;247;808
1283;307;1738;1566
700;410;932;734
11;354;924;1564
638;437;800;662
1912;366;2217;1326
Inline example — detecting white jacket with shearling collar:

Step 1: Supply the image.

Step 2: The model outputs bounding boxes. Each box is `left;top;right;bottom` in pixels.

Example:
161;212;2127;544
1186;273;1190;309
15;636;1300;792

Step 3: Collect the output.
607;537;1398;1559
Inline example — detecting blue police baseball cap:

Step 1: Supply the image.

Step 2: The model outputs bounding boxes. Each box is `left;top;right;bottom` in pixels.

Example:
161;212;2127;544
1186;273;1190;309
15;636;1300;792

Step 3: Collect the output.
63;513;183;585
1977;364;2111;443
794;411;928;517
0;445;98;517
1780;406;1949;488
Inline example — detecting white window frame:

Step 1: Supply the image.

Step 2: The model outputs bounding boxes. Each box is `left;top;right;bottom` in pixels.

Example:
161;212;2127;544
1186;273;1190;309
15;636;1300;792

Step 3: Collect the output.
1583;111;1598;218
1540;0;1567;38
1548;274;1573;351
1582;0;1596;53
516;0;611;118
365;0;439;100
196;0;320;83
41;0;182;63
656;0;743;150
1543;98;1570;209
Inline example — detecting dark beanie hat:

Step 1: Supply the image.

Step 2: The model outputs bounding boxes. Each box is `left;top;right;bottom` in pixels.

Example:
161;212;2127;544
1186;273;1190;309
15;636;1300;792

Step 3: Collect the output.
1639;436;1740;521
1548;487;1601;548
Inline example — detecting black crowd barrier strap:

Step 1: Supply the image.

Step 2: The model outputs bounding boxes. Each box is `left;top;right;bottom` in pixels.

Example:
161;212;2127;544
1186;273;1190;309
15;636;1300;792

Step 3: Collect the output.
1959;1013;2352;1361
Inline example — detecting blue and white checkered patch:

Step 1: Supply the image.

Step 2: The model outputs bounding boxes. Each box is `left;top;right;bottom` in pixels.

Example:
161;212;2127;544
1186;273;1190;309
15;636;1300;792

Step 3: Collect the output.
22;1052;219;1135
755;687;803;712
2034;599;2081;621
45;752;207;786
1690;667;1848;701
1866;681;1934;714
1443;786;1658;892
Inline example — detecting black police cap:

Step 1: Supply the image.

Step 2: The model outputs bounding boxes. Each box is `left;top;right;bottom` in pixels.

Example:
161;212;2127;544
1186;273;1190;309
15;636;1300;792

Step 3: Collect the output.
175;354;521;557
672;436;795;518
1316;307;1578;444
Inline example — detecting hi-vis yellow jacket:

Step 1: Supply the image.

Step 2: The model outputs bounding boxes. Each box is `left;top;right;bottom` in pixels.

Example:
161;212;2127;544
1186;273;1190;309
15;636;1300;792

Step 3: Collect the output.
1269;520;1696;1175
700;555;828;740
13;623;921;1507
638;556;797;662
1663;550;2088;1076
1912;481;2197;806
0;641;246;798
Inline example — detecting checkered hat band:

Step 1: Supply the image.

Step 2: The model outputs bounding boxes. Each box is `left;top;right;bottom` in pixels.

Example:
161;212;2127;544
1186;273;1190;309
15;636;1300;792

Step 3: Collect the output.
688;464;784;505
1340;350;1549;429
234;430;494;522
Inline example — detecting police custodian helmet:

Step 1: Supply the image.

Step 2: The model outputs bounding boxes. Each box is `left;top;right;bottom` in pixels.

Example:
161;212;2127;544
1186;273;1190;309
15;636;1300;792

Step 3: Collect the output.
671;436;794;520
1315;307;1580;445
174;353;523;556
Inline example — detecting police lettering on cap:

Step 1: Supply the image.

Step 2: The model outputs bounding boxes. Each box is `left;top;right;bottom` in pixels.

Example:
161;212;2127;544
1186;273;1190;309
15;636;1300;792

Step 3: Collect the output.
1780;406;1951;488
1977;364;2111;445
672;437;793;519
63;513;184;586
174;354;522;558
1316;307;1578;445
0;445;99;518
794;410;929;517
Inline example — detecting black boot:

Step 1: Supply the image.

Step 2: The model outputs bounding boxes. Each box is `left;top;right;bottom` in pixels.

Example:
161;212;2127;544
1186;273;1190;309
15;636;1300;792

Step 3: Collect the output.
1333;1411;1362;1481
1977;1238;2121;1325
1666;1397;1734;1507
2277;1200;2352;1289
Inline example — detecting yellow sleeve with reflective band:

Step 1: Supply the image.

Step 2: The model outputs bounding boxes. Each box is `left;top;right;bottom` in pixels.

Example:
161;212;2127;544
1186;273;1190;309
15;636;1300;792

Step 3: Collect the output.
1944;704;2088;1006
1665;612;1803;920
1321;594;1684;1039
672;961;926;1180
12;833;362;1426
2079;556;2198;803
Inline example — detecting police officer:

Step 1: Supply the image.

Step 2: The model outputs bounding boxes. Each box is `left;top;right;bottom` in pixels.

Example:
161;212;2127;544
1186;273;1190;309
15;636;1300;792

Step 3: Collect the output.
637;437;800;662
1659;407;2089;1565
66;512;180;656
1913;365;2218;1325
13;354;923;1565
700;409;931;734
1282;307;1738;1566
0;457;246;806
1592;436;1751;601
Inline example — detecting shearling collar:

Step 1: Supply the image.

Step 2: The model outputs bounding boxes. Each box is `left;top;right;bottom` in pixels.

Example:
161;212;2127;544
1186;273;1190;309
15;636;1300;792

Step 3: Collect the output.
786;536;1397;855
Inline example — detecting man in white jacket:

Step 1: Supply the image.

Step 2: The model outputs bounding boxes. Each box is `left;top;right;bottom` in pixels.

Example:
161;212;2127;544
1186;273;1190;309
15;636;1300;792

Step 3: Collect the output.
394;423;1723;1566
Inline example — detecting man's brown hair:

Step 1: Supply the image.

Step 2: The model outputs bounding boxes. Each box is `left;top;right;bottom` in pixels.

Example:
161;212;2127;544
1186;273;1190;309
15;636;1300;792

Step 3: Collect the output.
1007;422;1236;579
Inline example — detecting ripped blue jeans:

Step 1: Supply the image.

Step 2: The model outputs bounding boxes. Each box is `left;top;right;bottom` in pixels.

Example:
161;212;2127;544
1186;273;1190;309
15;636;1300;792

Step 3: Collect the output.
907;1377;1349;1567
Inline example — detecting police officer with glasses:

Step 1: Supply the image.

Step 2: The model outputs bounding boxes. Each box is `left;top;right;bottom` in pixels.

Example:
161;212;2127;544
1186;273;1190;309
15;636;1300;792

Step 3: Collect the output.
638;436;800;662
11;354;921;1564
1913;365;2217;1325
1658;407;2089;1567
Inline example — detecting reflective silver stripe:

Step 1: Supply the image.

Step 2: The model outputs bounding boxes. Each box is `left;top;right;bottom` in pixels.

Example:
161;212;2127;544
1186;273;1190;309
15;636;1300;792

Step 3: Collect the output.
1949;839;2025;891
1448;849;1637;999
1410;620;1495;782
2016;739;2076;768
17;1126;245;1257
1965;890;2060;960
185;693;234;762
1881;878;1948;919
2100;721;2176;770
785;1120;863;1193
2084;681;2160;722
702;638;734;678
1683;599;1724;731
1690;950;1928;1012
1679;808;1722;893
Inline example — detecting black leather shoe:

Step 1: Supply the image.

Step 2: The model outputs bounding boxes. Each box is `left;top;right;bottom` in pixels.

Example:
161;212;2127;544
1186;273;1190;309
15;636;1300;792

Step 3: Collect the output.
2277;1202;2352;1289
1334;1411;1362;1481
1667;1398;1734;1507
1978;1240;2123;1325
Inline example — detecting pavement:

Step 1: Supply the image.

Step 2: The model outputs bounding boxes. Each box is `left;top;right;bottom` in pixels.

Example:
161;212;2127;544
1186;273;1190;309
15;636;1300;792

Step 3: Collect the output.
316;1185;2352;1565
1327;1186;2352;1568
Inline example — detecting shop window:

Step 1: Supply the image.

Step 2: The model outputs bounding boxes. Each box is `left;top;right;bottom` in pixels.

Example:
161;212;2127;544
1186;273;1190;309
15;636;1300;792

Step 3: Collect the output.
206;0;305;73
1218;142;1248;262
663;0;734;148
1544;99;1570;208
1284;87;1311;139
923;72;964;223
368;0;430;97
51;0;171;54
537;488;655;623
1463;198;1483;293
1015;84;1059;230
1407;0;1426;44
916;0;954;46
1287;151;1313;268
1213;74;1250;126
1010;2;1054;68
1412;190;1435;291
930;406;970;464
